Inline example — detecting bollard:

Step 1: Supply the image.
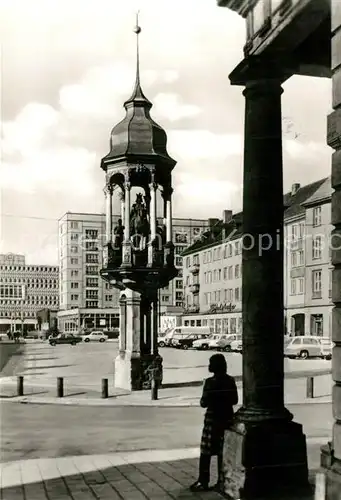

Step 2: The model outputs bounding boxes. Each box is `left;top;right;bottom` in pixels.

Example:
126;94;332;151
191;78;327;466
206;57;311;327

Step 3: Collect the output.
306;376;314;399
102;378;109;399
151;377;158;401
17;376;24;396
57;377;64;398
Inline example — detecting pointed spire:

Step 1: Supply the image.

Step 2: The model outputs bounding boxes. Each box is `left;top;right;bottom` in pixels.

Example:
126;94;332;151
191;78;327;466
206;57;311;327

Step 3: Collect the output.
124;11;152;109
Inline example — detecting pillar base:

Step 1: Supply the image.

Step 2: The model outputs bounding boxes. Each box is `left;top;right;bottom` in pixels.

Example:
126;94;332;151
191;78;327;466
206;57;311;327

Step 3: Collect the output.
222;419;310;499
321;444;341;500
114;351;163;391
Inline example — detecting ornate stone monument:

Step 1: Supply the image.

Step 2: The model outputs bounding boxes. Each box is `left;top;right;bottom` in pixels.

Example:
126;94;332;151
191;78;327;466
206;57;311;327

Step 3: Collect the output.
100;15;177;391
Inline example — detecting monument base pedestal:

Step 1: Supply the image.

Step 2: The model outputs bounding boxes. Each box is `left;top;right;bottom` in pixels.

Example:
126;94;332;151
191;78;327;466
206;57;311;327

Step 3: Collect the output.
321;444;341;500
222;419;310;499
114;351;163;391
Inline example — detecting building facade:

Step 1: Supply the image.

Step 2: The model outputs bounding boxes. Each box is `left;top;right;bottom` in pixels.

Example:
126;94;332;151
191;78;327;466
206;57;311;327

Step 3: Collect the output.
57;212;208;332
183;178;333;337
0;253;59;333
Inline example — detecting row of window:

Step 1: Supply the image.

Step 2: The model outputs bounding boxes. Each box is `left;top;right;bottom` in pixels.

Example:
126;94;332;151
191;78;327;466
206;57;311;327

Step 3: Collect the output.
0;311;36;318
0;265;58;272
0;296;58;305
70;294;113;302
202;265;241;284
203;288;241;305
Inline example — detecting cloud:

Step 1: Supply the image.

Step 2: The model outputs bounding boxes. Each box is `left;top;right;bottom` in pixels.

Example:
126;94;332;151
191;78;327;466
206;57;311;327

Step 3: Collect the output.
168;130;242;159
153;93;201;122
284;139;330;160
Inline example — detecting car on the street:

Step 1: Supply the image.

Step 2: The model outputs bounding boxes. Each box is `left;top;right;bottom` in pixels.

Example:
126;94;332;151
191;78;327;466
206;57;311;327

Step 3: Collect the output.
192;334;217;350
49;333;82;346
81;331;109;343
173;333;210;349
208;334;230;350
230;338;242;353
216;334;242;352
284;336;332;359
160;326;212;348
319;337;333;360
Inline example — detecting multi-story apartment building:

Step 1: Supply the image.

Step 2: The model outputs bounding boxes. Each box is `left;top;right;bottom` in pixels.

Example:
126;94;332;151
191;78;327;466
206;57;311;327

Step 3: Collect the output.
57;212;208;332
182;178;333;337
0;253;59;333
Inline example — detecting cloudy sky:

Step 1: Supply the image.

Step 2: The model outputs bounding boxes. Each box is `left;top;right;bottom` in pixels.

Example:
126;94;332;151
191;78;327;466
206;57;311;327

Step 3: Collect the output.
0;0;331;264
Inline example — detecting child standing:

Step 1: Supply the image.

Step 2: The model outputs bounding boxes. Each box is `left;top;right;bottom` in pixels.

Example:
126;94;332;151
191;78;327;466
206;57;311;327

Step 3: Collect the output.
190;353;238;492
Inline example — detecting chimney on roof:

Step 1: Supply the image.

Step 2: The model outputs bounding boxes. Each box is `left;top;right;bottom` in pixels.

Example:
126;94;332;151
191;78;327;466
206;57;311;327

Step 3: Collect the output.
222;210;233;224
291;183;300;195
208;218;219;228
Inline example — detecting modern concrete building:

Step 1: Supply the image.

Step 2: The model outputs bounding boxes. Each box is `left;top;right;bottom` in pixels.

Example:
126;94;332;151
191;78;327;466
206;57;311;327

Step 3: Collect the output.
216;0;340;497
57;211;208;333
0;253;59;333
183;178;333;336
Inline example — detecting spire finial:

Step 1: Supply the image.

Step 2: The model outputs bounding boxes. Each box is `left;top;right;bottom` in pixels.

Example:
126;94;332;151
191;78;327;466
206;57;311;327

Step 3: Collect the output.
133;11;141;86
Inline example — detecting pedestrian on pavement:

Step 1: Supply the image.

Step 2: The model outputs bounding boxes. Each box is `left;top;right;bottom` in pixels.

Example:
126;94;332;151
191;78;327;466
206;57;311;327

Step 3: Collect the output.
190;353;238;492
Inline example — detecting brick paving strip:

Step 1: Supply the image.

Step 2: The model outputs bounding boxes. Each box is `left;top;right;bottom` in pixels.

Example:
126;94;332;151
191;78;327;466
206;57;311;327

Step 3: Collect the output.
0;449;224;500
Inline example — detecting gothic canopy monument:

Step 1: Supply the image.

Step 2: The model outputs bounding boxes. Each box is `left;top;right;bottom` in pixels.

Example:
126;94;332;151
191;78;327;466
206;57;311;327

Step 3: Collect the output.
100;16;177;391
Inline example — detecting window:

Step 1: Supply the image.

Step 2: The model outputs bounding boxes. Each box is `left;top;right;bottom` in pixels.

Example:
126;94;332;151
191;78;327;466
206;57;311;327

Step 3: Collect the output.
176;245;187;255
71;246;78;254
313;206;322;227
105;295;113;301
291;252;297;268
86;242;98;251
235;241;241;255
71;233;78;241
312;236;322;260
85;229;98;240
175;232;188;244
312;270;322;298
71;282;79;289
86;278;98;287
71;270;78;277
86;300;98;308
298;278;304;294
298;250;304;266
71;294;79;301
86;253;99;264
228;266;233;280
227;244;232;257
86;266;98;275
186;257;191;268
175;279;183;289
70;221;78;229
235;288;240;301
176;256;182;267
162;295;170;302
235;265;240;279
223;267;228;280
86;289;98;299
290;278;296;295
176;291;183;300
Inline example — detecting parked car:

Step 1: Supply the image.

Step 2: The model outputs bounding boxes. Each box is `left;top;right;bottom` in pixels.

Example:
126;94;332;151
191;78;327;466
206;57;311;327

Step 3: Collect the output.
319;338;333;360
193;334;217;350
82;331;108;343
230;338;242;353
49;333;82;346
216;334;242;352
208;334;231;350
160;326;213;348
284;336;331;359
174;334;210;349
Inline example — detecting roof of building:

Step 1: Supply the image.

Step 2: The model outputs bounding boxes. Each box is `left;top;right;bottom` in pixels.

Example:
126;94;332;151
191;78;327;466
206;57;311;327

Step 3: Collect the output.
101;24;175;171
302;177;332;207
182;177;329;256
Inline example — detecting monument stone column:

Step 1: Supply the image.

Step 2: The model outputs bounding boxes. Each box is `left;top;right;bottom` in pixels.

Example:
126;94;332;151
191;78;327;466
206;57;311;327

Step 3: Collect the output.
122;175;132;266
105;183;113;244
321;1;341;495
221;65;309;499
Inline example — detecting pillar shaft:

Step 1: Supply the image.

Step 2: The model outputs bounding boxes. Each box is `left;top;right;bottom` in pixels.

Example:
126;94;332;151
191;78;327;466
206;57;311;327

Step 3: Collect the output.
124;181;131;241
149;182;157;240
120;190;125;223
151;295;158;355
165;191;173;243
239;78;288;420
105;184;113;244
322;0;341;476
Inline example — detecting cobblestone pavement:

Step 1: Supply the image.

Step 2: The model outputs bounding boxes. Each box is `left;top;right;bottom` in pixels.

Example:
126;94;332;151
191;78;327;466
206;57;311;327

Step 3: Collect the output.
1;449;223;500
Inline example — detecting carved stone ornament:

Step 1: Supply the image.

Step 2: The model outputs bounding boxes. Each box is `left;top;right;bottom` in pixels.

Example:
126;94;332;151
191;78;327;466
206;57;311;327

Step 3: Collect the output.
123;244;132;264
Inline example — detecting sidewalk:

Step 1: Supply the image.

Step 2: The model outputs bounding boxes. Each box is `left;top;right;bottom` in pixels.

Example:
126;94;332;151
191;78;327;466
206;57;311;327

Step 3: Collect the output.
0;440;326;500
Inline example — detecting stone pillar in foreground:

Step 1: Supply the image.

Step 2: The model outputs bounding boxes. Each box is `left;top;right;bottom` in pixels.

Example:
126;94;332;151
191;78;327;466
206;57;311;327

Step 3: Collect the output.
221;62;309;499
321;1;341;496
